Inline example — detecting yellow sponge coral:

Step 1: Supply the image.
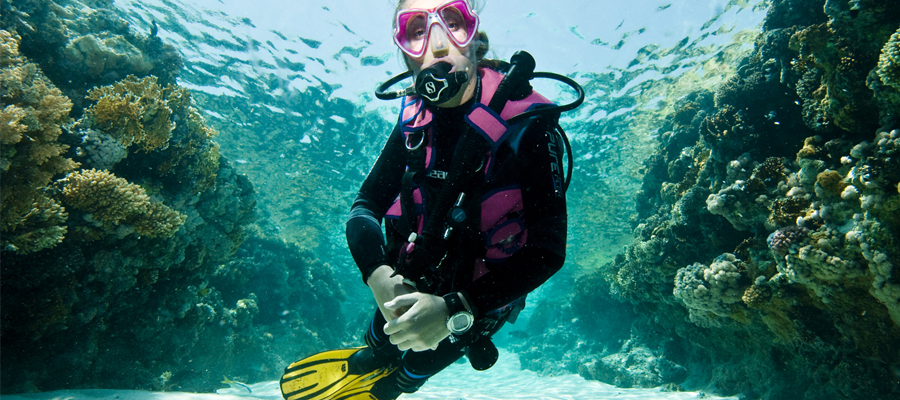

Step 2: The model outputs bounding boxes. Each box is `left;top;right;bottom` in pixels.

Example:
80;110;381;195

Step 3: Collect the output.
83;75;176;152
156;104;221;191
2;194;69;254
1;30;80;253
61;169;186;238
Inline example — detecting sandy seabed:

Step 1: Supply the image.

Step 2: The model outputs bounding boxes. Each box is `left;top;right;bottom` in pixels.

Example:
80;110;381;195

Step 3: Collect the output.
6;351;735;400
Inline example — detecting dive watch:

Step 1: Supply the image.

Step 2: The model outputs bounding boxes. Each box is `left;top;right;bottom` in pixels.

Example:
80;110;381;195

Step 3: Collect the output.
443;292;475;335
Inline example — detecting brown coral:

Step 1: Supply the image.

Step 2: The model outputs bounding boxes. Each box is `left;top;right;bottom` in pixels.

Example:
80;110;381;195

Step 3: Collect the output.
2;195;69;254
1;30;79;253
60;169;185;237
815;169;847;197
742;284;772;309
796;136;822;159
61;169;151;223
133;202;188;238
788;24;831;57
753;157;787;184
156;101;220;191
769;198;811;226
83;75;177;152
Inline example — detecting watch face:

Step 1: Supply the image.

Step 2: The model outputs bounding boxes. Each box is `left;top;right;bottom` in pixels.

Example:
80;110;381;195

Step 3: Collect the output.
448;312;474;334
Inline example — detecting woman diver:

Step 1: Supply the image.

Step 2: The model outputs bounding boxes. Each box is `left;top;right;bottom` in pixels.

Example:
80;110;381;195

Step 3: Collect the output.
280;1;581;399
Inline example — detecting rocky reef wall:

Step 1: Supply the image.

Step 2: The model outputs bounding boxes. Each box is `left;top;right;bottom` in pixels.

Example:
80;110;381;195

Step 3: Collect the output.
1;0;348;393
512;1;900;399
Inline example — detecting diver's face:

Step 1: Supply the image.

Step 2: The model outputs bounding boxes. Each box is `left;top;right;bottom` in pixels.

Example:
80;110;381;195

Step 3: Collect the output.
400;0;474;74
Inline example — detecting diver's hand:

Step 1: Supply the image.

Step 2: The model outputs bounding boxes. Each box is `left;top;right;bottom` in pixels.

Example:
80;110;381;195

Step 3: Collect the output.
367;265;415;321
383;292;451;352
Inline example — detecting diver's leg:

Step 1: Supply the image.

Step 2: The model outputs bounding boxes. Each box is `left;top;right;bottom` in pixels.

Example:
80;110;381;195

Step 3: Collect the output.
368;303;518;398
392;339;468;394
395;306;519;393
365;307;404;361
364;308;468;394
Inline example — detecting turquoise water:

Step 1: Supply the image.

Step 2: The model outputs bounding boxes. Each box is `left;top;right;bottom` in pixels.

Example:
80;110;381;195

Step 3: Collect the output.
7;0;900;397
113;0;766;302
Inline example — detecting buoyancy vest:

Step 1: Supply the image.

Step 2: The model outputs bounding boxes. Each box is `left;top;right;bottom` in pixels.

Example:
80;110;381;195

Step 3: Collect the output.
384;67;557;294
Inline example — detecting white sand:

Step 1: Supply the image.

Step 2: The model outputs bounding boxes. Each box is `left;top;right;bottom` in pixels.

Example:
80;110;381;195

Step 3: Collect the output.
6;350;735;400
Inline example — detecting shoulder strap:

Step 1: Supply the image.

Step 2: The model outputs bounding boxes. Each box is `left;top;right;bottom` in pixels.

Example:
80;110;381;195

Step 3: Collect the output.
396;66;534;292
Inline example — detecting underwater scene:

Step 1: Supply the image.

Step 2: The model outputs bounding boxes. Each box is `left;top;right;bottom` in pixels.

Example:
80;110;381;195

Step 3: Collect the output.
1;0;898;399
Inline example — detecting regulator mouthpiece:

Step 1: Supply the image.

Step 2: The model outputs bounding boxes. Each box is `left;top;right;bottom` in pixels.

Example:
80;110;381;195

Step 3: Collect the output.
415;61;468;105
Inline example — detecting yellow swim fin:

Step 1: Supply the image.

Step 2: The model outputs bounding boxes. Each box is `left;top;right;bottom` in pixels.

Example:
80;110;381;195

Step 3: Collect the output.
280;347;398;400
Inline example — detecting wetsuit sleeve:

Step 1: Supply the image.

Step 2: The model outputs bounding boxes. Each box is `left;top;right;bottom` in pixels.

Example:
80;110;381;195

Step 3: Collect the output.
346;125;406;284
465;115;567;314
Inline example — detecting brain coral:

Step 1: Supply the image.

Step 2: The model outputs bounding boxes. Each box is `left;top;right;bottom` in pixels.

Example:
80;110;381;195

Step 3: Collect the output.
64;33;153;79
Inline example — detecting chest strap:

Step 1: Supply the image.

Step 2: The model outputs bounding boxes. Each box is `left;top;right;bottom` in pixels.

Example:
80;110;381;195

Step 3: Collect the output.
394;54;537;293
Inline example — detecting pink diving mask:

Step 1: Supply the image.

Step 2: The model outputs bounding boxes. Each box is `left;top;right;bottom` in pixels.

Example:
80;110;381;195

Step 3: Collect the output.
393;0;480;59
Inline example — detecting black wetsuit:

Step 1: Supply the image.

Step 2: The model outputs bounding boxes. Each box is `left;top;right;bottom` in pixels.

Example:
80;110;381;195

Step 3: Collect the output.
345;91;567;393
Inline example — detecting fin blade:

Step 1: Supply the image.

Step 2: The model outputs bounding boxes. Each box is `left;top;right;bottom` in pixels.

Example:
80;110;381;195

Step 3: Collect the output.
280;348;397;400
280;347;368;400
330;367;398;400
283;347;364;377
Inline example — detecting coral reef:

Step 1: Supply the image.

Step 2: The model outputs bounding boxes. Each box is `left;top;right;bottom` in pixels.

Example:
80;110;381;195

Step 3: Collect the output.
0;0;183;104
674;254;746;327
60;168;186;237
875;27;900;90
77;74;221;191
513;1;900;399
1;29;79;253
82;75;176;152
0;0;279;393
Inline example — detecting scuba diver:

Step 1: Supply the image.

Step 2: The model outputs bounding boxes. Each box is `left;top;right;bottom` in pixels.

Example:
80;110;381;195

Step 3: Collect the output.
281;0;583;399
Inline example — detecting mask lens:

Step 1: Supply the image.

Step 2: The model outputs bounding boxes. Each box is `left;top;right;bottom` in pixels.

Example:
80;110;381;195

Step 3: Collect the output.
440;1;478;46
395;10;429;56
402;13;428;53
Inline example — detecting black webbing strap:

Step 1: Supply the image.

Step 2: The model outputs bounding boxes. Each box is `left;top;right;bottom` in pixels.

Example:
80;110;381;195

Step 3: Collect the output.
393;80;487;289
399;131;427;238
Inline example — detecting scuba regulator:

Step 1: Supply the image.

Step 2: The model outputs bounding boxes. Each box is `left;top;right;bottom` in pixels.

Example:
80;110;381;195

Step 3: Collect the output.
375;61;469;106
416;62;470;105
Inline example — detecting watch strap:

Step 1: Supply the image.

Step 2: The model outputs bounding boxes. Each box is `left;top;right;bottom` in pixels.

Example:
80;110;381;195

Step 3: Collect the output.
443;292;466;316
